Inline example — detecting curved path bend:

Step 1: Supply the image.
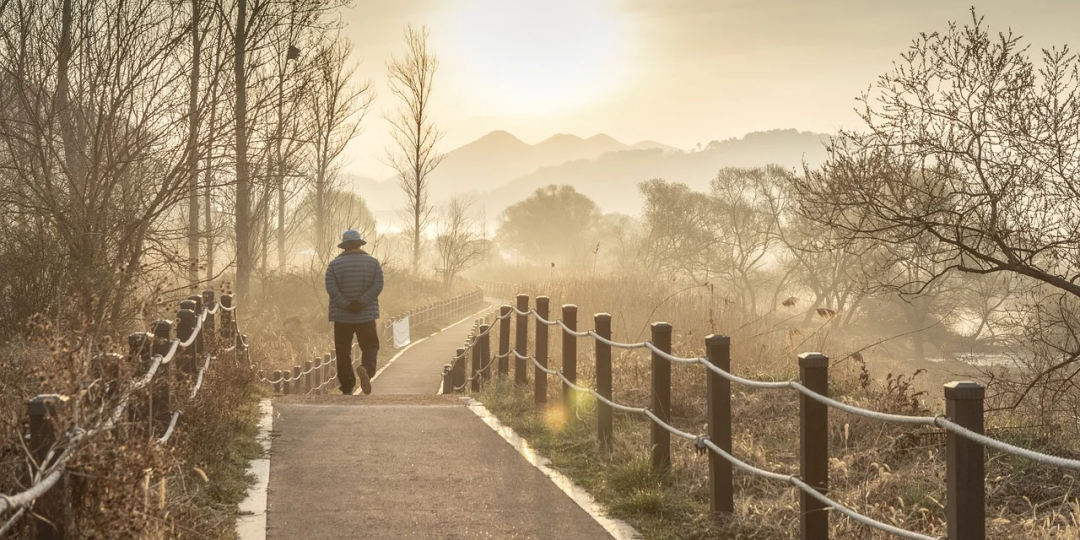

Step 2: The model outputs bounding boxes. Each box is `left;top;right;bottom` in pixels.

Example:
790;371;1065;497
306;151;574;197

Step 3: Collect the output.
263;308;619;540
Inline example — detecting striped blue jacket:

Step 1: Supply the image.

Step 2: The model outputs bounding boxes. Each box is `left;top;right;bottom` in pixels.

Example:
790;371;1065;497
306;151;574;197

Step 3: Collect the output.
325;251;383;323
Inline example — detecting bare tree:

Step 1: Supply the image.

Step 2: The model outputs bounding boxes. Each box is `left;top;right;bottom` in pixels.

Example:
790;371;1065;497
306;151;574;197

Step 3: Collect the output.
385;24;443;274
0;0;201;324
496;185;601;265
794;11;1080;404
436;196;490;286
309;35;373;261
186;0;202;288
233;0;253;300
639;179;718;281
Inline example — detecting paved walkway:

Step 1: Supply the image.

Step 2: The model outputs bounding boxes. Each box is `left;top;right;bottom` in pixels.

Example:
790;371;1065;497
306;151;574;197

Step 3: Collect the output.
369;309;487;395
265;309;617;540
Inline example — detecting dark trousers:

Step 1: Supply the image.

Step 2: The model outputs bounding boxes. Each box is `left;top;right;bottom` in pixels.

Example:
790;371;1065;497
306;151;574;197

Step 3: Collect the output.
334;321;380;393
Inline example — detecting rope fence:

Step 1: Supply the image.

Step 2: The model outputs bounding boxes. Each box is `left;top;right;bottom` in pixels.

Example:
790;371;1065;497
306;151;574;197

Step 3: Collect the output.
1;290;251;538
445;290;1080;540
263;289;487;396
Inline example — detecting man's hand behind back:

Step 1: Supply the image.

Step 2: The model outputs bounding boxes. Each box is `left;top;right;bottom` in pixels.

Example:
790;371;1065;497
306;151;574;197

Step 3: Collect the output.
346;300;364;313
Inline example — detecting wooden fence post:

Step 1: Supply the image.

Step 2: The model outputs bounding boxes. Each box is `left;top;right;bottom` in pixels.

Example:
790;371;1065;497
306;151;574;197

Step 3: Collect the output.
706;335;733;516
314;356;323;392
201;289;216;352
324;354;332;392
186;294;204;359
945;381;986;540
304;360;313;393
150;320;173;427
292;366;302;395
651;322;673;471
471;331;482;392
479;324;491;383
535;297;550;406
799;352;829;540
453;347;466;392
28;394;69;539
595;313;613;448
498;306;511;378
515;294;529;385
442;364;454;394
562;305;577;412
273;370;283;394
176;305;197;375
220;294;234;340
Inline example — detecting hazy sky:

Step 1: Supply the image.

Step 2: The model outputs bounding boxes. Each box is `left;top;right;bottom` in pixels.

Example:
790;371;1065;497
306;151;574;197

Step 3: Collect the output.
338;0;1080;179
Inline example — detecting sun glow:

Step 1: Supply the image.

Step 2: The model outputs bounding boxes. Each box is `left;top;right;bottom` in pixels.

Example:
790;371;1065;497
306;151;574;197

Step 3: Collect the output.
444;0;629;115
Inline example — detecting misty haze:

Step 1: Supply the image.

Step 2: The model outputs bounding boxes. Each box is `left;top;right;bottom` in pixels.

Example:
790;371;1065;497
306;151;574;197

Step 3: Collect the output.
2;1;1080;539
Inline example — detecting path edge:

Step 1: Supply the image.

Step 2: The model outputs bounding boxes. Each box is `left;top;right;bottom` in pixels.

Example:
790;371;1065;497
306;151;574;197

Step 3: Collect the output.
236;398;273;540
462;397;643;540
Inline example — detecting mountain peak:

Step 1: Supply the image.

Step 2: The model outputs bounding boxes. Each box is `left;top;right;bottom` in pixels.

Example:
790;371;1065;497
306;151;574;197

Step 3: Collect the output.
473;130;526;146
537;133;585;146
585;133;622;145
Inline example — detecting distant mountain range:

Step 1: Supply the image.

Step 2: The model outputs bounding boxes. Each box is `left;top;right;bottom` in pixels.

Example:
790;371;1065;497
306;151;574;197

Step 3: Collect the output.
424;131;681;201
347;128;830;221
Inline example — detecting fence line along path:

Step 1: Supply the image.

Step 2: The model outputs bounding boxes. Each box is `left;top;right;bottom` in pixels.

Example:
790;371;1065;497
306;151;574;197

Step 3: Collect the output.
2;290;253;539
443;289;1080;540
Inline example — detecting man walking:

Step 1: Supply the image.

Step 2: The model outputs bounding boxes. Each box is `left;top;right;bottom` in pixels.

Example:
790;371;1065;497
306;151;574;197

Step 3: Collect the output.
325;230;383;394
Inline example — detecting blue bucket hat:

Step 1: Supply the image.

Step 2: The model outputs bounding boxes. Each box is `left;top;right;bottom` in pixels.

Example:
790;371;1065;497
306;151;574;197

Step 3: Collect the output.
338;229;367;248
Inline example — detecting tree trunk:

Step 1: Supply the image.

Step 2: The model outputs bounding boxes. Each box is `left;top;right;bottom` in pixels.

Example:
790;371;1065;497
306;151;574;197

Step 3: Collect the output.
187;0;201;289
277;180;286;268
412;166;421;273
315;164;326;261
204;92;216;283
234;0;251;300
261;185;270;278
275;68;287;270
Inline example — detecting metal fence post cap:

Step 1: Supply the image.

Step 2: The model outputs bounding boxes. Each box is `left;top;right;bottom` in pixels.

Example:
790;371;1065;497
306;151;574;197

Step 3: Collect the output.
29;394;68;415
595;313;612;322
536;296;550;306
705;334;731;346
202;289;215;300
798;352;829;368
563;304;577;312
221;294;233;307
516;294;529;302
651;322;673;333
944;381;985;400
179;299;196;311
177;308;196;320
480;324;490;331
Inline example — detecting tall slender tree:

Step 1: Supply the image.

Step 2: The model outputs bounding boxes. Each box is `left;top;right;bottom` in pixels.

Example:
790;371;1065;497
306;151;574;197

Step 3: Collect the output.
233;0;252;300
310;36;373;261
187;0;202;288
385;24;443;273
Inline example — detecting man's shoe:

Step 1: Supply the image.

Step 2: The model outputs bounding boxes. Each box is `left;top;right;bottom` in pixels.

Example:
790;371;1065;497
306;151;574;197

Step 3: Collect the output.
357;367;372;395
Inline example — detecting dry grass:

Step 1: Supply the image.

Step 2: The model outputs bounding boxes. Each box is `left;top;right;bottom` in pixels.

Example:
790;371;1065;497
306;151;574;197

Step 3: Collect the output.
473;274;1080;539
0;286;271;538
